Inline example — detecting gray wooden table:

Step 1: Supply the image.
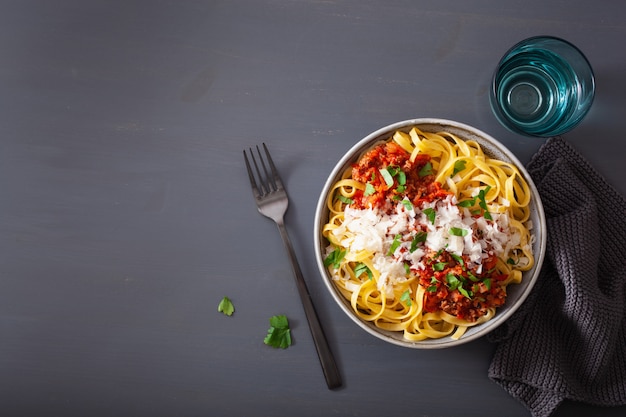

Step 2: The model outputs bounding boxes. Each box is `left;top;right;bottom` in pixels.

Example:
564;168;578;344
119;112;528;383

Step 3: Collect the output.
1;1;625;416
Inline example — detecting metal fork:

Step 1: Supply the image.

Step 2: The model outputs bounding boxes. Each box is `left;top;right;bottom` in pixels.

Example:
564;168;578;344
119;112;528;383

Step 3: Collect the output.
243;143;342;390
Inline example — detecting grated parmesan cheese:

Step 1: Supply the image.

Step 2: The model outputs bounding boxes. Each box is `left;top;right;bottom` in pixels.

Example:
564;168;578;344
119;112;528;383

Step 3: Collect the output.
329;195;522;295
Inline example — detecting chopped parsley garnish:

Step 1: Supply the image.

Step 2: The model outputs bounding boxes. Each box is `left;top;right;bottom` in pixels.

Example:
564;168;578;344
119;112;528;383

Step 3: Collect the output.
450;253;464;266
379;168;395;187
384;165;398;175
324;247;346;269
478;185;492;199
446;273;461;290
378;166;407;192
400;290;412;306
422;207;436;224
387;234;402;256
467;270;480;282
397;170;406;186
456;185;492;220
336;195;353;205
410;231;427;252
449;227;468;237
419;162;433;177
446;274;473;299
452;160;467;176
477;185;493;220
433;262;447;271
457;286;473;299
218;296;235;316
396;172;406;192
264;315;292;349
354;263;372;280
427;277;438;292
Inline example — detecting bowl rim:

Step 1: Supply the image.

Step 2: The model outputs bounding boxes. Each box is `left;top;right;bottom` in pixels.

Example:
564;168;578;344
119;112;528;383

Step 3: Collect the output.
313;118;547;349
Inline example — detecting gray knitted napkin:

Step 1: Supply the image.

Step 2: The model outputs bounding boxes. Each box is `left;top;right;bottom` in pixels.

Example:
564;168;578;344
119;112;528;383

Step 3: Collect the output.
487;136;626;417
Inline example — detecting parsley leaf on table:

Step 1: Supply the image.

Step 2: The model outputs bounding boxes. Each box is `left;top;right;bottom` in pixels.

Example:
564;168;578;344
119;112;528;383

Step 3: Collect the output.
264;315;292;349
218;296;235;316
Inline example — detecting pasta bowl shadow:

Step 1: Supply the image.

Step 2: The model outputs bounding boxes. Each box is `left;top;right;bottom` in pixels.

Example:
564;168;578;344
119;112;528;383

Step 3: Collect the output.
313;118;546;349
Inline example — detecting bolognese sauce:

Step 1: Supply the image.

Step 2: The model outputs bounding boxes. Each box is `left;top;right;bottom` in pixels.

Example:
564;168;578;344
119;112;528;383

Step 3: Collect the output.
347;141;508;322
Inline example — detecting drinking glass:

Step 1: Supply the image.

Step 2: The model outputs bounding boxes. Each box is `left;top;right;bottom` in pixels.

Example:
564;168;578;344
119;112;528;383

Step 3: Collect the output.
490;36;595;137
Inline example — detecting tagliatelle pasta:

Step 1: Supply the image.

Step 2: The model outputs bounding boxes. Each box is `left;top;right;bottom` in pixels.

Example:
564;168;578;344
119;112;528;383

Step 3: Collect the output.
321;127;535;341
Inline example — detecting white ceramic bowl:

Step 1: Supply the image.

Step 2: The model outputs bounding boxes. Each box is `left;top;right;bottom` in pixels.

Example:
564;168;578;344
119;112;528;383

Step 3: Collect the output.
314;118;546;348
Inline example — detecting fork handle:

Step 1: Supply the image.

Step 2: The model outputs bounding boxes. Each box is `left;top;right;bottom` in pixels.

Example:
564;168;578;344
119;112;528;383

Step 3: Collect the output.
276;221;342;389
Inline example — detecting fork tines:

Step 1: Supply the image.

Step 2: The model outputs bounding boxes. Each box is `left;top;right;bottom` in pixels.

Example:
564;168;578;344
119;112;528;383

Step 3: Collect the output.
244;143;284;197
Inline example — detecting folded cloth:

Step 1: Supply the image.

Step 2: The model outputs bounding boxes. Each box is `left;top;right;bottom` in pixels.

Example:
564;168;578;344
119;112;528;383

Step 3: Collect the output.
487;136;626;417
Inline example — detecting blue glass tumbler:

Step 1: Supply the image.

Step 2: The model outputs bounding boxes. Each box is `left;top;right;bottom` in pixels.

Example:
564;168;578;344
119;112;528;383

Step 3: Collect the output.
490;36;595;137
